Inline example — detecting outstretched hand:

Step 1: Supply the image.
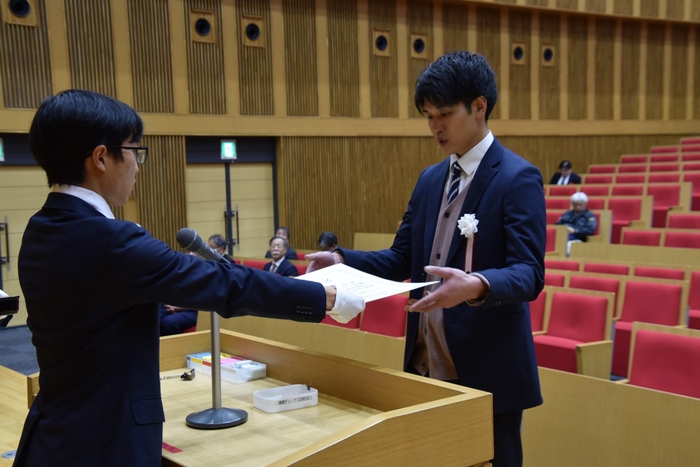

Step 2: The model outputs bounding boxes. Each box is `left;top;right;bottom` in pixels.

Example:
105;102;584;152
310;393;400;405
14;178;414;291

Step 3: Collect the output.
407;266;486;312
305;251;344;273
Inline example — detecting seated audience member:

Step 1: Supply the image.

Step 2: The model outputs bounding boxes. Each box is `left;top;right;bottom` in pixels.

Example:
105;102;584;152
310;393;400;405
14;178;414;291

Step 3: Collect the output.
264;236;297;277
317;231;338;252
159;303;197;336
0;288;13;327
550;160;581;185
555;192;597;256
264;226;297;259
208;234;226;255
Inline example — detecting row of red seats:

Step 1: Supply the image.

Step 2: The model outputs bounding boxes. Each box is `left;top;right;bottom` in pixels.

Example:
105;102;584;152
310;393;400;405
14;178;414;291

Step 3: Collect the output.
619;153;700;164
320;294;408;338
621;228;700;249
590;161;700;173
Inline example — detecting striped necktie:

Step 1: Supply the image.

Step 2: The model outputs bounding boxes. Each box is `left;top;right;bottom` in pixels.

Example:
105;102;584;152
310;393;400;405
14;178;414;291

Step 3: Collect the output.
270;263;277;273
447;161;462;204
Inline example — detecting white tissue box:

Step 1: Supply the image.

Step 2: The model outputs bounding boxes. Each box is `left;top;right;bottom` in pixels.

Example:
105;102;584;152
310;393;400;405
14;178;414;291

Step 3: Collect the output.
186;352;266;384
253;384;319;413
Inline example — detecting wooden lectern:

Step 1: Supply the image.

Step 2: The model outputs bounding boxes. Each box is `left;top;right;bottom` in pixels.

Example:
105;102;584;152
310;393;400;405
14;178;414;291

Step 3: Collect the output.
159;330;493;467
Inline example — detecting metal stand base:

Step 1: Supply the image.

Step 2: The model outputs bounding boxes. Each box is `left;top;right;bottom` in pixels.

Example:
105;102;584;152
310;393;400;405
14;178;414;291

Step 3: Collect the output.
185;408;248;430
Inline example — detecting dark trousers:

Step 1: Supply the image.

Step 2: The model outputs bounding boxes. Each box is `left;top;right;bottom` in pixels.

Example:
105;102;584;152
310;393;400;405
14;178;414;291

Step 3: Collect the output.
159;306;198;336
492;410;523;467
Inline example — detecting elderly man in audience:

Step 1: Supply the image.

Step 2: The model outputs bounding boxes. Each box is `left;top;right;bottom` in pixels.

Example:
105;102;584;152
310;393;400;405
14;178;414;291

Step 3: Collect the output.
555;192;597;256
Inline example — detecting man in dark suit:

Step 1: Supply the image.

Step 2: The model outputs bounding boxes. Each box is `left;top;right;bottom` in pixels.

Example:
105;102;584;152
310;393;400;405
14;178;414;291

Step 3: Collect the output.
307;51;544;467
264;226;297;260
549;159;581;184
13;90;364;467
263;236;298;277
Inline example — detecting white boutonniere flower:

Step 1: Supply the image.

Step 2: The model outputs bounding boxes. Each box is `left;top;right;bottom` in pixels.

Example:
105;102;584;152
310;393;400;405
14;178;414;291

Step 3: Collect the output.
458;213;479;239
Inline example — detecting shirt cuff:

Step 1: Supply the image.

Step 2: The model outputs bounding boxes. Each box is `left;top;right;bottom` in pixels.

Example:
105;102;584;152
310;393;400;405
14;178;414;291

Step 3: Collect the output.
465;272;491;307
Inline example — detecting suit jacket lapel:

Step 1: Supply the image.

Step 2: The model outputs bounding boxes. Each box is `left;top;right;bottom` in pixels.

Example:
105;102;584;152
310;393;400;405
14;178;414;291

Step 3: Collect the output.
445;139;503;267
423;158;451;264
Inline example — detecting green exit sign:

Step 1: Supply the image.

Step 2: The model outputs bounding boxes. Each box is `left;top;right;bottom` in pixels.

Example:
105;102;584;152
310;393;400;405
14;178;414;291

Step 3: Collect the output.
221;140;237;161
0;138;4;162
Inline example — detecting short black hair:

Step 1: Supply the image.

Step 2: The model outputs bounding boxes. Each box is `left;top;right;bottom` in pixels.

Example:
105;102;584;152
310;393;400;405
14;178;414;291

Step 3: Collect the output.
559;160;572;169
276;226;290;239
208;234;226;249
29;89;144;187
414;51;498;121
269;236;288;249
317;231;338;248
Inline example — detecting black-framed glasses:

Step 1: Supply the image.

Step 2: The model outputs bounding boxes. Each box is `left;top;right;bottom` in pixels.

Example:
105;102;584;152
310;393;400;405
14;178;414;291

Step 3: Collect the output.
109;146;149;164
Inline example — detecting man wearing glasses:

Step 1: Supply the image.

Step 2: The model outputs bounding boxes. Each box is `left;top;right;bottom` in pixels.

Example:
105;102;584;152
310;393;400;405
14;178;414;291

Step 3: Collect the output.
13;90;364;467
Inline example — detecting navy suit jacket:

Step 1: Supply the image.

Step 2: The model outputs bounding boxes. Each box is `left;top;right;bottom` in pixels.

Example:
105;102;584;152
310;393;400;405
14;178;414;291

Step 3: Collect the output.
549;172;581;184
14;193;326;467
263;259;298;277
343;138;545;414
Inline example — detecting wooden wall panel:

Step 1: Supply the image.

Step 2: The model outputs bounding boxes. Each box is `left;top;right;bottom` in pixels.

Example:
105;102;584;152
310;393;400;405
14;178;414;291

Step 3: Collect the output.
640;0;659;18
509;10;531;120
122;135;187;249
407;0;433;118
65;0;116;97
526;0;548;7
645;23;665;120
613;0;633;15
586;0;606;13
0;0;52;108
495;0;516;4
696;29;700;119
327;0;359;117
369;0;398;117
442;2;470;53
568;16;588;120
185;0;226;114
476;7;501;119
284;0;318;116
669;25;689;120
666;0;685;21
620;21;641;120
594;19;615;120
127;0;174;113
237;0;274;115
539;13;560;120
693;3;700;22
556;0;578;10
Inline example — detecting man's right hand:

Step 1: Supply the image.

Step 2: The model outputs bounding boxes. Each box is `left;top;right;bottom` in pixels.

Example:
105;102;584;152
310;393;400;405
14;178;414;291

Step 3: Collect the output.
305;251;344;273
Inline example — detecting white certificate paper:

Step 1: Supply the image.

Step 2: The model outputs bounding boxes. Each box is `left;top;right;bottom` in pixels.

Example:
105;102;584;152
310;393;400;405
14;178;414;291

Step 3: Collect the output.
295;263;438;302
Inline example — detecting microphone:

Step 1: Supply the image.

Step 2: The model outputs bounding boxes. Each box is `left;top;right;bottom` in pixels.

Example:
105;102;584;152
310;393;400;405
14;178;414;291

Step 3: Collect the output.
177;228;233;263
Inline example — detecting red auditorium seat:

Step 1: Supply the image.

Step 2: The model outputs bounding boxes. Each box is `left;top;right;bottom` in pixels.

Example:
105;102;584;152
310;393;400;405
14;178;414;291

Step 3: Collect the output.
688;271;700;330
584;175;614;184
664;231;700;249
684;162;700;171
583;261;629;275
544;273;566;287
681;137;700;145
611;185;643;196
681;153;700;162
233;259;241;264
651;145;678;153
293;263;308;276
295;252;306;261
607;197;645;244
647;184;682;227
545;197;571;210
545;259;580;271
615;174;646;184
545;227;556;253
534;291;611;374
529;289;547;333
183;326;197;333
667;213;700;229
628;328;700;399
243;259;267;270
569;274;621;318
648;173;680;183
549;185;577;196
321;313;361;329
634;265;685;281
621;229;661;247
359;295;408;337
620;155;649;164
649;163;679;172
546;211;565;224
618;164;647;173
586;197;606;210
611;281;684;377
682;172;700;210
650;154;679;163
588;164;617;174
578;185;610;196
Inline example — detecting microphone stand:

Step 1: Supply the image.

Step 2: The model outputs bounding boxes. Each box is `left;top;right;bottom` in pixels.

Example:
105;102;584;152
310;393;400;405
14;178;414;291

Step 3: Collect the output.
186;312;248;429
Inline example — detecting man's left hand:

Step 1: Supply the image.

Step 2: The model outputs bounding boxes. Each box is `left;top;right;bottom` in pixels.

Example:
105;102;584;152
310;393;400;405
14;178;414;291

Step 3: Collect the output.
408;266;486;312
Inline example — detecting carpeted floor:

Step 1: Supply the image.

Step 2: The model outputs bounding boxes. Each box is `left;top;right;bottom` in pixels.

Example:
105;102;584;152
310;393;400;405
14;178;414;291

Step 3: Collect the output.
0;325;39;375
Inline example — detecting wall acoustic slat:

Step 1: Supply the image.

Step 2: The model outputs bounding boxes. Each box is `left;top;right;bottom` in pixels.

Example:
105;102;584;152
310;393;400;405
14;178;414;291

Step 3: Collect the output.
283;0;318;116
65;0;116;97
509;9;531;120
640;0;659;18
237;0;273;115
586;0;606;13
669;24;689;120
568;16;588;120
442;2;469;53
127;0;174;113
693;3;700;22
645;23;665;120
666;0;685;20
476;7;500;120
407;0;432;118
0;0;52;108
696;27;700;119
327;0;359;117
556;0;578;10
614;0;633;16
594;18;615;120
117;135;187;249
369;0;398;117
185;0;226;114
539;13;560;120
620;21;641;120
526;0;548;7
